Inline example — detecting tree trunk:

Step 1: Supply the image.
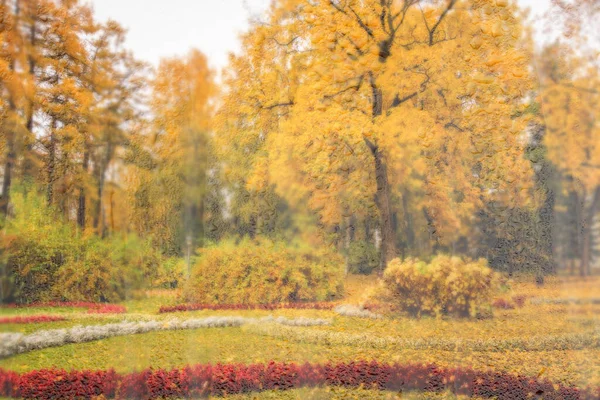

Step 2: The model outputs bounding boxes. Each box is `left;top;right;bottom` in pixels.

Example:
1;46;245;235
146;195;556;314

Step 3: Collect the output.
21;5;37;181
365;77;397;271
580;186;600;276
77;148;89;228
1;138;15;217
365;143;397;270
344;217;352;275
401;189;415;256
46;119;56;207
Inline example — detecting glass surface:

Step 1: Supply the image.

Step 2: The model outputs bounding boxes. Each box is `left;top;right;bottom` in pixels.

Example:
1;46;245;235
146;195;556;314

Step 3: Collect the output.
0;0;598;398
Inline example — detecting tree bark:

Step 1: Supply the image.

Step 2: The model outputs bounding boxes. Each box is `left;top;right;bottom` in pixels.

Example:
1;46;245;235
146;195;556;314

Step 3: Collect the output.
1;137;15;217
22;7;36;181
77;148;89;228
401;188;415;256
364;141;397;270
46;119;56;207
580;186;600;276
365;77;397;271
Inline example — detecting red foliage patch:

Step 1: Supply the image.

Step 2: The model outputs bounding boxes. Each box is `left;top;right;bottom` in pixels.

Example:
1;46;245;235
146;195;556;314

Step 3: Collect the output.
1;301;126;314
0;315;66;324
158;302;335;313
492;298;515;310
1;361;598;400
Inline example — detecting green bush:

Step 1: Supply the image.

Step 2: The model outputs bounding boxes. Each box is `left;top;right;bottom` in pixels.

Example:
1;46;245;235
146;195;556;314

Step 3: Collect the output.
182;239;344;304
53;235;160;302
0;188;160;303
153;257;187;288
377;255;498;318
347;241;379;275
0;190;78;303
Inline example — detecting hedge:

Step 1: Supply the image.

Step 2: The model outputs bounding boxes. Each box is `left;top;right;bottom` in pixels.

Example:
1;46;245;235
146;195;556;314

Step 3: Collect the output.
0;361;598;399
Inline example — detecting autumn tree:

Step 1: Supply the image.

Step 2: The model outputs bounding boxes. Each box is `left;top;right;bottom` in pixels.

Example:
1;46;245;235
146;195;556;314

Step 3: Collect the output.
127;50;216;255
537;43;599;276
218;0;534;269
536;0;600;276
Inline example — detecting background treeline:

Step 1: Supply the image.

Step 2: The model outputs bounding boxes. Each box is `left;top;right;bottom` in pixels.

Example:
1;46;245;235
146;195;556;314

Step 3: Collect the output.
0;0;598;303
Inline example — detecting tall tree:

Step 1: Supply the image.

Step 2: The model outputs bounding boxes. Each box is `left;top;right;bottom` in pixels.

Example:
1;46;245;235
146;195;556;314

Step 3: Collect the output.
128;50;215;255
218;0;534;269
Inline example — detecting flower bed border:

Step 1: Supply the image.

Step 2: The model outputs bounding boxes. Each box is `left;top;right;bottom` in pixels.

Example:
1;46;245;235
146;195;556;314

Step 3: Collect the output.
0;315;66;324
0;316;331;359
1;301;126;314
0;360;598;399
159;302;336;313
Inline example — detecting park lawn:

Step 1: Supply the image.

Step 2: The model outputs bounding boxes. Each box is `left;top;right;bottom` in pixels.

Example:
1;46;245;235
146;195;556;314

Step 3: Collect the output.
224;387;478;399
0;275;598;397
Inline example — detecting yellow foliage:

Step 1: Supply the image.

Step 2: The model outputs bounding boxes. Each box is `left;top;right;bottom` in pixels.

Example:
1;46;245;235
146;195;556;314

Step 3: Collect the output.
182;239;345;304
376;255;498;318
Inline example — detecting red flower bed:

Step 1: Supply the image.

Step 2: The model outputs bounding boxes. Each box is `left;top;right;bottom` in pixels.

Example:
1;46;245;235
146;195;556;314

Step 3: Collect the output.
492;295;529;310
492;298;515;310
0;315;66;324
1;361;598;400
159;302;335;313
1;301;126;314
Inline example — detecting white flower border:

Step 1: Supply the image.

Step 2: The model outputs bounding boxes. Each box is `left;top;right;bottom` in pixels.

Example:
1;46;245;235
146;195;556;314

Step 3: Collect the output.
0;316;330;358
334;304;382;319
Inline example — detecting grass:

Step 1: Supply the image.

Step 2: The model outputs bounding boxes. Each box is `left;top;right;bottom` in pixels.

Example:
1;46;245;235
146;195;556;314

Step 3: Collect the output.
1;275;599;397
223;387;476;399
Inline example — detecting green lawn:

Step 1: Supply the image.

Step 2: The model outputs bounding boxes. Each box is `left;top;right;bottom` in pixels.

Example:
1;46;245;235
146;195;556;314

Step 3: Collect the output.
1;276;599;398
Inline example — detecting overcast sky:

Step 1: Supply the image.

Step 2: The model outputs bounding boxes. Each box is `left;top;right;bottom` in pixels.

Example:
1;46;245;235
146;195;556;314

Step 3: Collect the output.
85;0;551;72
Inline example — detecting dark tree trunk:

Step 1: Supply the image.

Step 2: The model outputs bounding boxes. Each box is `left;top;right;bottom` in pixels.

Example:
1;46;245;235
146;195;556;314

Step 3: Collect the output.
1;138;15;217
365;78;397;271
401;189;415;256
365;142;397;270
580;186;600;276
22;7;36;181
46;120;56;207
77;149;89;228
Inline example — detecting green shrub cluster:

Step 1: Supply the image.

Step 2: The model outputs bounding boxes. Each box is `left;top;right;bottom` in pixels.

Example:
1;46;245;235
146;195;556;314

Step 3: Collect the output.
0;189;159;303
347;241;379;275
182;239;344;304
377;255;498;318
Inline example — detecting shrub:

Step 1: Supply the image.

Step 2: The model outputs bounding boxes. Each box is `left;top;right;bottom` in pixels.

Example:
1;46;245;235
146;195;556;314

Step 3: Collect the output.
0;190;78;303
53;235;159;303
347;241;379;275
377;255;498;318
0;188;160;304
153;257;187;289
182;239;344;304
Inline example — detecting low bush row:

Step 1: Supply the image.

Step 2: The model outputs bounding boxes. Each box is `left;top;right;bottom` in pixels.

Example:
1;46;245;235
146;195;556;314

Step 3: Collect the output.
0;316;330;358
1;301;126;314
0;315;66;324
0;361;598;399
159;302;335;313
246;324;600;353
